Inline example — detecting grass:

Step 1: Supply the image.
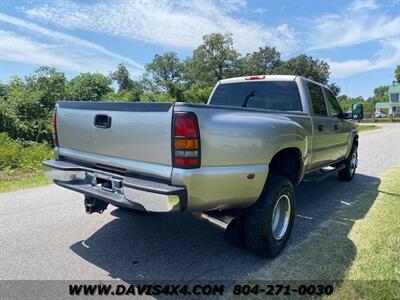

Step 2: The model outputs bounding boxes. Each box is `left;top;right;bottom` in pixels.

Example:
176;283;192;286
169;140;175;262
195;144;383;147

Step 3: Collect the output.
330;168;400;299
355;124;381;132
0;171;51;192
361;118;400;123
245;167;400;299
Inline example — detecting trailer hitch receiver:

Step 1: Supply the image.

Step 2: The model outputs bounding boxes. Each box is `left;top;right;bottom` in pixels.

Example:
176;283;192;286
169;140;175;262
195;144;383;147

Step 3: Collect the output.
84;196;108;214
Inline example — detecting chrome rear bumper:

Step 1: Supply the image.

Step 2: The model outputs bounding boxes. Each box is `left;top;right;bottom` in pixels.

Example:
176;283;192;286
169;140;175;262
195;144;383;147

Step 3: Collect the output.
43;160;186;212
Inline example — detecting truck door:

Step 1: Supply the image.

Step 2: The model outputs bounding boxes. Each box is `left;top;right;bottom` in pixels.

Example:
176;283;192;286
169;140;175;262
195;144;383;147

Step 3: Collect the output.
324;88;349;160
307;82;335;169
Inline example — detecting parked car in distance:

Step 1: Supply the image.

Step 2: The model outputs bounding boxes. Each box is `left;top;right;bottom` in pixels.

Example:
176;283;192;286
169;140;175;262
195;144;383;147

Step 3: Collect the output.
375;111;386;118
44;75;359;257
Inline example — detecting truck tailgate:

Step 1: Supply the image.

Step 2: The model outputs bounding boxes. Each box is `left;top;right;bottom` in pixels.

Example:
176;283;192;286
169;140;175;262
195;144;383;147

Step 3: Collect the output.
56;102;173;180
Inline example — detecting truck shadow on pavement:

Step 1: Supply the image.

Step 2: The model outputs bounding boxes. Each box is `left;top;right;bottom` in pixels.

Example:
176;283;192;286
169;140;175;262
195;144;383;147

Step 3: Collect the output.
70;173;380;282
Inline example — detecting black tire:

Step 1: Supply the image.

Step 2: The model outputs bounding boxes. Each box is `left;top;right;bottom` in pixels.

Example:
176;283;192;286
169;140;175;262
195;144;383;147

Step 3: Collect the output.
338;144;358;181
243;175;295;258
225;216;246;248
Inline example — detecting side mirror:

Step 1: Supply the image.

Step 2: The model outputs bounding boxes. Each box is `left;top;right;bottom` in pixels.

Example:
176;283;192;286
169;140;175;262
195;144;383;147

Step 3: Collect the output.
352;103;364;120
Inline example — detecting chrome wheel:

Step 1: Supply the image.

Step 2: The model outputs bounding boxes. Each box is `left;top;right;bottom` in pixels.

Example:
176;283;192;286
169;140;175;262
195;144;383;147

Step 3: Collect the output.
271;194;291;240
350;150;358;175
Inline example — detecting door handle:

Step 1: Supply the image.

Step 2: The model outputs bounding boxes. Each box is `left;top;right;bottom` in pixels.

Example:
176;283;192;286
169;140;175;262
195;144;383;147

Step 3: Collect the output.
334;124;338;130
318;124;323;131
94;114;112;128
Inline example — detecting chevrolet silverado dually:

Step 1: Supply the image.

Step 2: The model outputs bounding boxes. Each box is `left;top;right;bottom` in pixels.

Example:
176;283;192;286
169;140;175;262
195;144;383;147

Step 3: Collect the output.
43;75;359;257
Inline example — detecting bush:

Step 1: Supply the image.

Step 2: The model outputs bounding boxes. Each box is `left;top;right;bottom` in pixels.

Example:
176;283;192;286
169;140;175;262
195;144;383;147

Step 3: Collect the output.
183;85;213;103
0;133;21;170
0;132;53;173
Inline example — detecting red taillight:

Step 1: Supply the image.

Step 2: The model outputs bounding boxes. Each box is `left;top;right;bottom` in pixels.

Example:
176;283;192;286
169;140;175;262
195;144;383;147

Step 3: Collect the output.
174;115;197;137
51;109;58;147
245;75;265;80
172;112;200;168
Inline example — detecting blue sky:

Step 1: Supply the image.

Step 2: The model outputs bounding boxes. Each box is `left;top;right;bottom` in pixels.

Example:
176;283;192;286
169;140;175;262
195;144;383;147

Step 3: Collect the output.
0;0;399;98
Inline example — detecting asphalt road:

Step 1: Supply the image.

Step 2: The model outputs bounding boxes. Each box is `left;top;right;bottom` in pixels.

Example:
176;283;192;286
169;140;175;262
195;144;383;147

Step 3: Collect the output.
1;123;399;281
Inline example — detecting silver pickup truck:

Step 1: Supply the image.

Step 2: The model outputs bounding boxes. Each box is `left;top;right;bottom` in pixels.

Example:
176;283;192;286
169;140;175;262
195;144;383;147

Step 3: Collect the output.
44;75;359;257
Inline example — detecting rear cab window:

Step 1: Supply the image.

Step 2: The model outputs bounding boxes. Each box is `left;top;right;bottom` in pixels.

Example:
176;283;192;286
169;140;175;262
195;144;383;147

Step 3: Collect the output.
209;81;303;112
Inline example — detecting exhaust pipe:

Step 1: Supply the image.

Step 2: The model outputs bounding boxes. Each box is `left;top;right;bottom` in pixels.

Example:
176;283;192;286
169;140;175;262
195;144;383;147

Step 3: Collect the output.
194;211;246;246
192;211;236;231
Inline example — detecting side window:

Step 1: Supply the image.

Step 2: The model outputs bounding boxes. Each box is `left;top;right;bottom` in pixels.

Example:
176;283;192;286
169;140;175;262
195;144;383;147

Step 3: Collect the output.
308;83;327;116
325;89;343;117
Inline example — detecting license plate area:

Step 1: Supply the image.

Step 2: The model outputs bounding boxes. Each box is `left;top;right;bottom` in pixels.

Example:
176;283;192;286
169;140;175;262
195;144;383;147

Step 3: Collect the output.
93;173;122;193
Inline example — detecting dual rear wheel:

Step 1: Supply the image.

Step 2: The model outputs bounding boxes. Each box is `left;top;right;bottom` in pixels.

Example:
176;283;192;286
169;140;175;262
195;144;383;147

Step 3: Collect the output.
226;175;295;258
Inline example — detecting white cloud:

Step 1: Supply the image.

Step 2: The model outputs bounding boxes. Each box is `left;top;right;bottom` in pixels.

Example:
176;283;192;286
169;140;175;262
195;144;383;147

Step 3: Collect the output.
0;28;141;75
347;0;379;12
218;0;247;12
0;13;143;71
0;30;87;71
308;0;400;78
253;7;269;15
309;14;400;50
328;39;400;78
24;0;298;54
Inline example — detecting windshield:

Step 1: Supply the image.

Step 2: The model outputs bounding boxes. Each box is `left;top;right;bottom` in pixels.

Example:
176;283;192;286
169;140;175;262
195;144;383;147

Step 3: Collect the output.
209;81;303;112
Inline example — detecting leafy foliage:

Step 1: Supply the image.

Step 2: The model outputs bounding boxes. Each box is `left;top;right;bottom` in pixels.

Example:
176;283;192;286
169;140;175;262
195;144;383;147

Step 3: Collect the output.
373;85;389;98
0;32;398;144
183;33;240;86
337;85;390;118
0;132;53;173
242;46;282;75
327;83;341;97
67;72;112;101
110;64;135;91
274;54;330;84
182;84;213;104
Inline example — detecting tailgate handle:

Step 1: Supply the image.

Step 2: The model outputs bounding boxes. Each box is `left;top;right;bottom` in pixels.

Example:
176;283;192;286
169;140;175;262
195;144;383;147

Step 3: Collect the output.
94;114;112;128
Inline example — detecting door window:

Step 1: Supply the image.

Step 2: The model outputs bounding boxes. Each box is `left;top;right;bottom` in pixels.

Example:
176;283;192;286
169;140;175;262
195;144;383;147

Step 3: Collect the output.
325;89;343;117
308;83;327;116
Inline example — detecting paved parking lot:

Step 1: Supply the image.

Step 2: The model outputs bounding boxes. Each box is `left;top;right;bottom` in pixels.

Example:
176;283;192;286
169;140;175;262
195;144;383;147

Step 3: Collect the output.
1;123;399;281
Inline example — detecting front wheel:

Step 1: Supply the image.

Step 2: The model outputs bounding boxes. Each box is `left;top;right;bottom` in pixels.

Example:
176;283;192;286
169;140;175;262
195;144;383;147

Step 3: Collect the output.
338;145;358;181
243;175;295;258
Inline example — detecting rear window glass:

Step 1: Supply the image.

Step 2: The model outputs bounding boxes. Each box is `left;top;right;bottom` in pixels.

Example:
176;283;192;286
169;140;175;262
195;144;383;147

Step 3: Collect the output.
209;81;303;112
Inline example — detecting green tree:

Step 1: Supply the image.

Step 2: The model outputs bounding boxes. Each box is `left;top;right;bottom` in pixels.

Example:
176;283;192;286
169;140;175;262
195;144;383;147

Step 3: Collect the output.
183;33;240;86
182;84;213;104
373;85;389;98
395;65;400;83
145;52;183;99
67;73;112;101
0;82;8;98
243;46;282;75
108;64;144;101
26;66;66;109
274;54;330;84
4;67;68;142
102;83;144;102
110;64;134;91
0;99;18;138
139;91;171;102
327;83;341;97
7;67;66;138
145;52;182;84
337;95;365;112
